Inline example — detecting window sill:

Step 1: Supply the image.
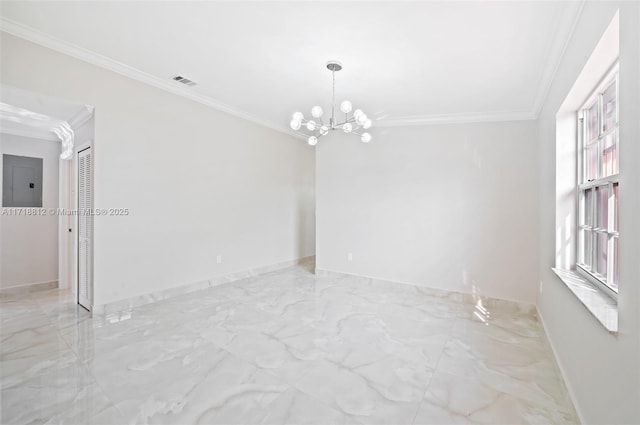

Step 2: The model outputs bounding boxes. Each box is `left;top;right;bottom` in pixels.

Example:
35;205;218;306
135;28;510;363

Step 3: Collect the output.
552;268;618;335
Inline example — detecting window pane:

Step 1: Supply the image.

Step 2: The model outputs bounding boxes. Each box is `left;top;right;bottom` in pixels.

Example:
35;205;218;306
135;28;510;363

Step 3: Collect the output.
586;101;599;142
596;233;608;277
582;229;593;269
602;131;618;177
584;188;594;227
596;186;608;229
614;183;619;232
611;236;619;291
579;228;588;265
586;143;599;181
603;81;617;132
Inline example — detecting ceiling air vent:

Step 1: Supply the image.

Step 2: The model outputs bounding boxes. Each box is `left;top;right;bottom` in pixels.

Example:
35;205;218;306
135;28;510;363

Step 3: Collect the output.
172;75;196;86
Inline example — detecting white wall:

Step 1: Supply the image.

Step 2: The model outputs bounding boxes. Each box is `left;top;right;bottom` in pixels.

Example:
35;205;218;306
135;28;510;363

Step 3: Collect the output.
537;2;640;424
0;33;316;306
316;121;539;304
0;134;59;288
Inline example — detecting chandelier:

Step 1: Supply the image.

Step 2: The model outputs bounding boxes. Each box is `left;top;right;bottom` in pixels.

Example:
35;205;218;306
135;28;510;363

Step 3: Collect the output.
290;61;372;146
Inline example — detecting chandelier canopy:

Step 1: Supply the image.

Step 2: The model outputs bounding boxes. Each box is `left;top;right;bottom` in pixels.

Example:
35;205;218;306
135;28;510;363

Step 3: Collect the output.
290;61;372;146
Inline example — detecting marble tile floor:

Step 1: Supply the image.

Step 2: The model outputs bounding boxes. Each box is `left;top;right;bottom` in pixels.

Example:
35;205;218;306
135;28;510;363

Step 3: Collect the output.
0;263;578;425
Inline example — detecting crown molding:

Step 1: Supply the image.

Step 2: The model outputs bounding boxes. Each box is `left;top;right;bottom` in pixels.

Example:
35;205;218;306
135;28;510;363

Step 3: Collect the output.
67;104;94;130
1;125;59;142
375;110;536;127
0;18;301;139
531;0;586;118
1;2;584;132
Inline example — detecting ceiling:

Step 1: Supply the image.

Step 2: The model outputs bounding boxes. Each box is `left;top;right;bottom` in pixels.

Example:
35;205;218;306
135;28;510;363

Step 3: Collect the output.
0;1;584;133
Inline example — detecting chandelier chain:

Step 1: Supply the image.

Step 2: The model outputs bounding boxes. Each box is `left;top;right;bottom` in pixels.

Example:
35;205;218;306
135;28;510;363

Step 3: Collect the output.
331;70;336;128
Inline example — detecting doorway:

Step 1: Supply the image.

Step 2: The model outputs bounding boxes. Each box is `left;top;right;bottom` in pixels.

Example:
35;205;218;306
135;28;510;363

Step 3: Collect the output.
0;84;95;311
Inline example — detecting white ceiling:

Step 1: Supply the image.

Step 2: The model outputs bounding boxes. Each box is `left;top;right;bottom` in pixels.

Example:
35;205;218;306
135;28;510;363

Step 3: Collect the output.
0;1;583;132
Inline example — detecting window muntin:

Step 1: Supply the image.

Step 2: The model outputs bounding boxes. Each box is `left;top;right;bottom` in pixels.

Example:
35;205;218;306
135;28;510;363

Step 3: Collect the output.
577;68;619;297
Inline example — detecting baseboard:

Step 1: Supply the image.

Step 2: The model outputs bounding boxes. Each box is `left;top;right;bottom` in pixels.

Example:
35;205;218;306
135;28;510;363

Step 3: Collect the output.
536;305;585;424
315;268;536;315
93;256;315;316
0;280;58;294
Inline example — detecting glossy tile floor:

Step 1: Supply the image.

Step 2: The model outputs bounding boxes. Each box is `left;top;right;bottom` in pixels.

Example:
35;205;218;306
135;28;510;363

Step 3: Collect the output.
1;263;578;424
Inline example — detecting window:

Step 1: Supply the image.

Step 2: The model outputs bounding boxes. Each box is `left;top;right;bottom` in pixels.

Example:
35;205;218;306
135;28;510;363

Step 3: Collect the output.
577;65;619;298
2;154;43;208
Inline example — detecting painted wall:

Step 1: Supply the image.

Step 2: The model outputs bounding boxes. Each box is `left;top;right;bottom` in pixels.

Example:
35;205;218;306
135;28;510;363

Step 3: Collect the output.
0;34;316;306
537;2;640;424
316;121;539;304
0;134;59;288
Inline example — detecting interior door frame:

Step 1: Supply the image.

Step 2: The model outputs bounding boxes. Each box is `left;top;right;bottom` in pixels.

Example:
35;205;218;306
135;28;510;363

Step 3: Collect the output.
74;140;93;311
58;156;72;294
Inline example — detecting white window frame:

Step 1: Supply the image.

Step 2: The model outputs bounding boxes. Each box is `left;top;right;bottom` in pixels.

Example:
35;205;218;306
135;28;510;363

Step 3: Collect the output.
576;62;619;301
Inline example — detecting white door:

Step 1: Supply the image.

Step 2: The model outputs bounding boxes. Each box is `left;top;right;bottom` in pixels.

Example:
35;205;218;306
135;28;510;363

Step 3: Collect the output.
77;147;92;311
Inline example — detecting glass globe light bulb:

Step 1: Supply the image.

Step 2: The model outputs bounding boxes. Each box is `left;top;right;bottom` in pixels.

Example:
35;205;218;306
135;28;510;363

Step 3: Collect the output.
306;120;317;131
290;119;301;131
343;123;353;133
356;114;367;126
320;125;329;136
293;112;304;121
361;132;372;143
340;100;353;113
353;109;364;119
308;136;318;146
311;106;323;118
362;119;372;129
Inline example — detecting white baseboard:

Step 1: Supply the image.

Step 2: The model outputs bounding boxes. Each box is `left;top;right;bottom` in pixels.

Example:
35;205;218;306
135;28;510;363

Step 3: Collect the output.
315;268;537;314
536;305;585;424
0;280;58;294
93;256;315;316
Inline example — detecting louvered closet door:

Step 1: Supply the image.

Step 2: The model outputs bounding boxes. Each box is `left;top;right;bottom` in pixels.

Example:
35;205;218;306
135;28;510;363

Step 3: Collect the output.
78;147;92;311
